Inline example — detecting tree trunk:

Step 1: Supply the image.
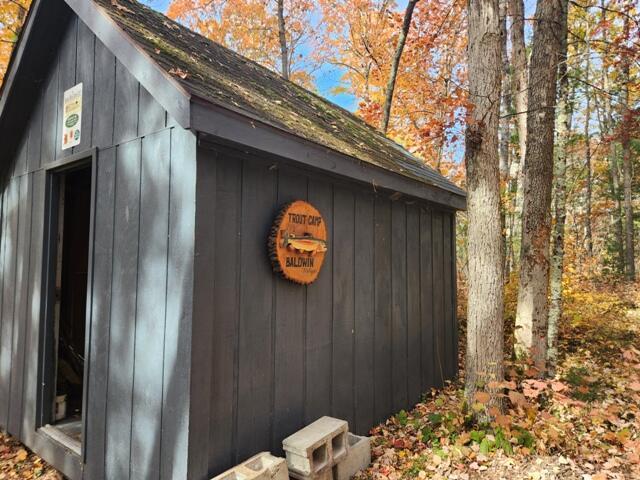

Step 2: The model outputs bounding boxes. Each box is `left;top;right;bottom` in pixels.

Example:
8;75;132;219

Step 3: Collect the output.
277;0;290;80
600;1;625;274
584;35;593;258
621;15;635;280
515;0;567;373
548;28;572;376
622;130;635;280
499;0;511;276
381;0;419;134
509;0;527;261
464;0;504;409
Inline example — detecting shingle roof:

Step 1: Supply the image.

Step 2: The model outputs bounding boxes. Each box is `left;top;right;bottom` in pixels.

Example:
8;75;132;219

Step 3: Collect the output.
95;0;465;198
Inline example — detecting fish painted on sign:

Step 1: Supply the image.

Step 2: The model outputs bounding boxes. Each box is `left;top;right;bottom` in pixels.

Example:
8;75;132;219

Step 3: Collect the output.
281;231;327;255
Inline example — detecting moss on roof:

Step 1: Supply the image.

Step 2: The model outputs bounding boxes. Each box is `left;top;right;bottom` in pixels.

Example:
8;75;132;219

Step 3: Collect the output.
95;0;465;197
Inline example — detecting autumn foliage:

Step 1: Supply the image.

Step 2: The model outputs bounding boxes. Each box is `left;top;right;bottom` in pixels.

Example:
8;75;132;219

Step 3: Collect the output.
0;0;30;85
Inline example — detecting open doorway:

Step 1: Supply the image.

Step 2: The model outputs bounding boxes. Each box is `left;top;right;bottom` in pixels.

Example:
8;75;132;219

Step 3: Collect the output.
40;161;93;455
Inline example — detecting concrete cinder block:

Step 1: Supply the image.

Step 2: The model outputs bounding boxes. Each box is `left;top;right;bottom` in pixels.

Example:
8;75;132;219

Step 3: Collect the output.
288;465;333;480
283;417;349;477
211;452;288;480
333;434;371;480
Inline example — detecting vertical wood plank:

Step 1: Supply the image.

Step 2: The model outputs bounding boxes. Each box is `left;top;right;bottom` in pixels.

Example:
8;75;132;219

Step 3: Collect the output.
451;215;459;379
420;208;434;393
272;170;307;453
406;206;421;405
21;171;45;447
431;212;445;387
332;187;355;427
40;49;59;165
391;201;408;412
113;61;139;145
0;180;19;429
161;128;196;480
373;197;392;423
0;189;6;429
236;158;276;461
305;180;333;424
207;154;241;474
56;17;78;160
13;136;28;178
185;147;216;480
353;193;374;434
186;148;216;478
442;213;454;380
105;139;141;480
9;174;32;438
92;39;116;148
84;147;116;480
74;20;95;153
138;87;166;138
27;98;43;174
130;131;171;479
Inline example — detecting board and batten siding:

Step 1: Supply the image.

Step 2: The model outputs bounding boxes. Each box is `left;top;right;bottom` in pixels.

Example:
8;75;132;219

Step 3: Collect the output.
191;143;458;479
0;12;196;480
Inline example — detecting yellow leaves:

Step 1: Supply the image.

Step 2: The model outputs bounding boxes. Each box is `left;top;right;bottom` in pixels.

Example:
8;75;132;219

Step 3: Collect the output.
15;449;27;462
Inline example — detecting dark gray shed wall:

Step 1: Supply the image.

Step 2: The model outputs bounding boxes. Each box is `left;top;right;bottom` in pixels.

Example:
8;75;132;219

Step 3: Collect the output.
0;12;196;480
190;142;458;479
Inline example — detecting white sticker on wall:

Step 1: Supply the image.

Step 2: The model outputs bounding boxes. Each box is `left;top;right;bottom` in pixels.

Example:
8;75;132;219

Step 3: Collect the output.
61;83;82;150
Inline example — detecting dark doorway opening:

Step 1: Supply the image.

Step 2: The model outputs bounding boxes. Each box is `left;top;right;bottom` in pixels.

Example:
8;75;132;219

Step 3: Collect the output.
41;161;93;454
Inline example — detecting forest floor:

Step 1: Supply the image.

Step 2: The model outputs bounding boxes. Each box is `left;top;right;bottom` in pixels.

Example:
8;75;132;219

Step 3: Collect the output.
1;281;639;480
357;280;640;480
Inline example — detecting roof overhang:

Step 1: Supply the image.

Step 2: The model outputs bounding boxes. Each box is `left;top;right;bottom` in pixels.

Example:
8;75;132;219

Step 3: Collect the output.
191;99;467;210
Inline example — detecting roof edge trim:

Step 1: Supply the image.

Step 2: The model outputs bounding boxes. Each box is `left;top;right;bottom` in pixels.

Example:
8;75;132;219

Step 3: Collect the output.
192;100;467;211
64;0;192;128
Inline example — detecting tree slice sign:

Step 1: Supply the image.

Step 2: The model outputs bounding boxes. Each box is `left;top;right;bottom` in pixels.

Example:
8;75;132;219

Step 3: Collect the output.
269;200;328;285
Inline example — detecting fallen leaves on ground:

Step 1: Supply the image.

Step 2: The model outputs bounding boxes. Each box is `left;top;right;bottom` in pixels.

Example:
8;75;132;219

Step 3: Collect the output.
0;432;61;479
357;281;640;480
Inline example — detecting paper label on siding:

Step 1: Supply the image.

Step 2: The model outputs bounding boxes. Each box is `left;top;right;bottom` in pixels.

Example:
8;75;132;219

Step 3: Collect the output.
62;83;82;150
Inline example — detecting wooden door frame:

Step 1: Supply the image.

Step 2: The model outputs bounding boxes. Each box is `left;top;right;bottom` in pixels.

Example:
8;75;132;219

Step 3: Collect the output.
37;148;97;461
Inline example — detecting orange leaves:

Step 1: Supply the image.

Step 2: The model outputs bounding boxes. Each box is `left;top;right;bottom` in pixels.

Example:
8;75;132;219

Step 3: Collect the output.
0;0;31;86
167;0;317;88
473;391;490;404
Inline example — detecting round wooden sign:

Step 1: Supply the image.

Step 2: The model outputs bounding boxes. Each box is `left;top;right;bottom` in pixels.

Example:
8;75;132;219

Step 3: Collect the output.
268;200;328;285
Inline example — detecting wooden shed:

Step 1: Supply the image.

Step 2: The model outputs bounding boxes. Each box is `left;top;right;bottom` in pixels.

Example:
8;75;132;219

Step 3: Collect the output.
0;0;466;478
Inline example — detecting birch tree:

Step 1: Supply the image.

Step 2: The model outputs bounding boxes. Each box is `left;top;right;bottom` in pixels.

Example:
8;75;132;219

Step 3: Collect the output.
548;11;572;374
464;0;504;408
515;0;568;372
620;14;635;280
508;0;528;264
583;27;593;258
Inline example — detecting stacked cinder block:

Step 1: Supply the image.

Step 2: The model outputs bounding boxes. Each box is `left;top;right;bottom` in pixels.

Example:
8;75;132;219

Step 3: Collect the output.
210;452;289;480
282;417;349;480
209;418;372;480
282;417;372;480
333;433;371;480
